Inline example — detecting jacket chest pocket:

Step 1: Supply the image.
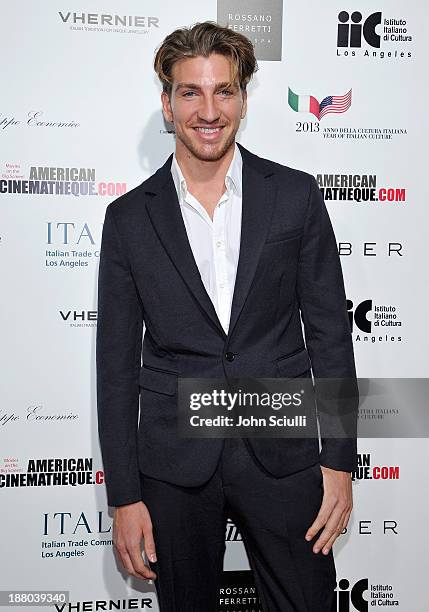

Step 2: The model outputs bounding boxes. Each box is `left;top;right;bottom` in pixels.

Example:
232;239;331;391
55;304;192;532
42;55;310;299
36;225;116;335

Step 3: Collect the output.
263;227;304;246
139;365;178;396
275;347;312;378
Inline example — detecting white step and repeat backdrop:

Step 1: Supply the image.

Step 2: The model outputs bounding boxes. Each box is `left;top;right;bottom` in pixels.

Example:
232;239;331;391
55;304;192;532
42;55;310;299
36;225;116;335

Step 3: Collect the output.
1;1;427;611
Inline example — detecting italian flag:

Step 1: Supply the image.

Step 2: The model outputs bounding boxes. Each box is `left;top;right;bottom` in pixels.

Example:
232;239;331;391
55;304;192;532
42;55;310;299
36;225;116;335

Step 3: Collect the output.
288;88;320;120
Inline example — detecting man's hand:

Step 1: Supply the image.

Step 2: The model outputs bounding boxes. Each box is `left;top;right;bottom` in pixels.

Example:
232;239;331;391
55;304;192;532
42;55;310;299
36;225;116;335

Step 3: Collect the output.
113;500;157;580
304;465;353;554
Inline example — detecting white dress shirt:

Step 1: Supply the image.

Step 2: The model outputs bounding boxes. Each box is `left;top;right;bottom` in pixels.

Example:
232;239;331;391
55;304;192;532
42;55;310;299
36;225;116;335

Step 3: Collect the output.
170;143;243;334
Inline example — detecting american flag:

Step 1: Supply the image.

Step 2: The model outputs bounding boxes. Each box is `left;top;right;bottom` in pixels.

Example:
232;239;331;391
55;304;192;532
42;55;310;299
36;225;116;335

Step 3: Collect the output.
319;89;352;120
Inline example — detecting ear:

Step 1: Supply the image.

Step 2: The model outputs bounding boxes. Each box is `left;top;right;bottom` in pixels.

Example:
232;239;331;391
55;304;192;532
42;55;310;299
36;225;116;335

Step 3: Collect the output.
161;90;174;123
241;89;248;119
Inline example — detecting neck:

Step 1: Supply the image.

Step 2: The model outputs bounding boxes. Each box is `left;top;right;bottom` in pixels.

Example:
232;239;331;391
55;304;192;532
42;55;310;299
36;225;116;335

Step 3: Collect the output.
174;141;235;189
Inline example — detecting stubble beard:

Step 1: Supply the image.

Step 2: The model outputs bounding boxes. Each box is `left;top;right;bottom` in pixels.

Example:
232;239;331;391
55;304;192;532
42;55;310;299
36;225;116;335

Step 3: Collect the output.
176;125;238;162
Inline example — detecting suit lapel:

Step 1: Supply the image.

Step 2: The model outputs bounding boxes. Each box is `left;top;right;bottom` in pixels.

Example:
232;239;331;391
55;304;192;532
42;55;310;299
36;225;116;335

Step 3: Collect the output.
144;157;227;337
143;144;277;341
227;144;277;339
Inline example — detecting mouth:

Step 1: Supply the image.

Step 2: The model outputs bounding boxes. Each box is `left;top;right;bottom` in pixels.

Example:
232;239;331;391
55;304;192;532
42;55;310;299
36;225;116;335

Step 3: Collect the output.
192;126;225;140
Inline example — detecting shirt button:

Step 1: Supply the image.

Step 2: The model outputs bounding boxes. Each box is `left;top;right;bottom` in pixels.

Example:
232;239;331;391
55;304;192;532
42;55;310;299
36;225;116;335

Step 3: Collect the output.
225;351;235;362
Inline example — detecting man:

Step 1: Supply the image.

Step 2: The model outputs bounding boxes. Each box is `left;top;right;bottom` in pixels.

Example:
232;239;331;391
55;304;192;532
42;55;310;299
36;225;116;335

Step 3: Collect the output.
96;21;358;612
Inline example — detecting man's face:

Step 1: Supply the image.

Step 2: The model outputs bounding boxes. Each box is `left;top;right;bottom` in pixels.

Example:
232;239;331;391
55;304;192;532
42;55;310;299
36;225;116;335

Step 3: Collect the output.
161;53;247;162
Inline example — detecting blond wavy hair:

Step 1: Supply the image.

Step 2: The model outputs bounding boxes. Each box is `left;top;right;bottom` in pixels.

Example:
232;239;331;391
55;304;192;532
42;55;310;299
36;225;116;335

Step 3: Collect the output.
154;21;258;97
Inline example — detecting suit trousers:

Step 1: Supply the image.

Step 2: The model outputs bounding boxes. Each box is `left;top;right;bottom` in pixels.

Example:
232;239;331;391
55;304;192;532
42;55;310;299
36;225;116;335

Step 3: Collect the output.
141;437;337;612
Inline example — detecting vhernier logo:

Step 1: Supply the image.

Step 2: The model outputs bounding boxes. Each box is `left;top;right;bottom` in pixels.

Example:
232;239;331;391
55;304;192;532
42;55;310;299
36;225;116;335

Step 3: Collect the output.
58;11;159;33
60;310;97;328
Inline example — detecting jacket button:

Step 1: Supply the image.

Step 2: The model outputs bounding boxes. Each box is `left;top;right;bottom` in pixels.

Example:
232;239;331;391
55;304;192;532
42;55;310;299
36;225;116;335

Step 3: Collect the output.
225;351;235;362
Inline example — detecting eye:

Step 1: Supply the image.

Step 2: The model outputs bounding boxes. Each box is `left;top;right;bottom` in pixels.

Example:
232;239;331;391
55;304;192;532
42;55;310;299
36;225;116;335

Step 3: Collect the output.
219;89;233;96
183;91;197;97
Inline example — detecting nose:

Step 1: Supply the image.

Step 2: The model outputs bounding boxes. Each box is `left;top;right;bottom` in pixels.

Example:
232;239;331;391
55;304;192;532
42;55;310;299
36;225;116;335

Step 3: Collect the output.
197;93;221;123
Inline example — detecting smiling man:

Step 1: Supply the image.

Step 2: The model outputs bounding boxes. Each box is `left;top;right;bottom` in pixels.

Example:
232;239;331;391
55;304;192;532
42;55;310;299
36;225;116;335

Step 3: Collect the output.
96;21;358;612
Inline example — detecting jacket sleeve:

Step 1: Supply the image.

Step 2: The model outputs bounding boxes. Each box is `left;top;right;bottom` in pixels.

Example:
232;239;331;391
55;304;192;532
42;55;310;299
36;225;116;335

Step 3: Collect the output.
296;175;359;472
96;203;144;507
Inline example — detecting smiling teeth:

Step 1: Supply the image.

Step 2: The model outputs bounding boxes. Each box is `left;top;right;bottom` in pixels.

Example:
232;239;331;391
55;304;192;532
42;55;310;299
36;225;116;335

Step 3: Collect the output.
195;127;221;133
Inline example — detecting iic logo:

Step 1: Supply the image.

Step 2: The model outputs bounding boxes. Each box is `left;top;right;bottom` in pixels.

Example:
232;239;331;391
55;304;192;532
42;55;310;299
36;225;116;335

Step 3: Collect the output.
332;578;368;611
337;11;382;48
347;299;372;333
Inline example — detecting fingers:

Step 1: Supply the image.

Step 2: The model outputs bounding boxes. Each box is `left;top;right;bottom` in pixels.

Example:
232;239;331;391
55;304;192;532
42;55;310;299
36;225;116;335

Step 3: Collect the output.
305;493;333;543
114;537;157;580
305;487;353;554
112;503;158;581
128;543;157;580
341;506;352;533
116;548;151;580
313;498;353;553
313;508;348;554
305;501;343;550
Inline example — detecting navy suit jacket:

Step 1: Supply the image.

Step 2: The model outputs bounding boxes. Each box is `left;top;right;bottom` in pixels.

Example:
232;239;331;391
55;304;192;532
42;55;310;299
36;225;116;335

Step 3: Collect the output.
96;142;358;507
